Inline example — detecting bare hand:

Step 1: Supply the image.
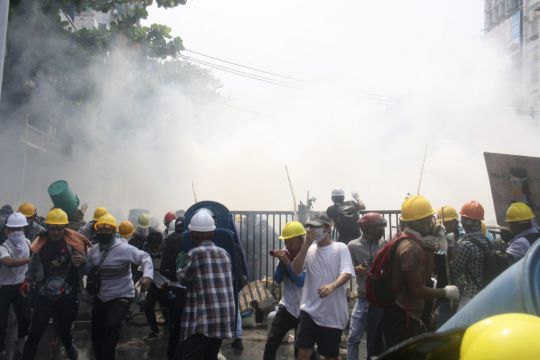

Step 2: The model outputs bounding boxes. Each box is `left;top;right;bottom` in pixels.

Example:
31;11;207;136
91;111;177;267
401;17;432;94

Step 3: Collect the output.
140;277;152;290
19;281;30;297
317;283;335;298
306;228;319;244
71;253;85;267
355;264;367;275
275;250;290;265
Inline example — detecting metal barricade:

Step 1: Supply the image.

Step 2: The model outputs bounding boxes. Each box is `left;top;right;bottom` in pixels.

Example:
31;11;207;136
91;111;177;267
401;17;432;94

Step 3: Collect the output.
231;210;401;300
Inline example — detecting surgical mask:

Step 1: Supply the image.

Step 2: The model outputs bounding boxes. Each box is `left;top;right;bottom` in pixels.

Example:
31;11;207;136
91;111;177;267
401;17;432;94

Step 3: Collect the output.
311;228;327;243
95;233;114;245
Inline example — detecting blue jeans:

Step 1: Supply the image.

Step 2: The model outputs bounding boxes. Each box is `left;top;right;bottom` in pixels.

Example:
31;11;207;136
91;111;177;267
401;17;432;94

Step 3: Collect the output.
235;301;242;338
347;298;369;360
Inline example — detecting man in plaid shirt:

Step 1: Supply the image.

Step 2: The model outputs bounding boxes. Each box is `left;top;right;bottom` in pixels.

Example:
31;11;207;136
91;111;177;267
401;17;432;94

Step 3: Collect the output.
451;201;492;309
176;210;235;360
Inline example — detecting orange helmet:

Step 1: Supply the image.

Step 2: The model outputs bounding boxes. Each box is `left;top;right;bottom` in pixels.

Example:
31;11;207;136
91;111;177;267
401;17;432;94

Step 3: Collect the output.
460;200;484;221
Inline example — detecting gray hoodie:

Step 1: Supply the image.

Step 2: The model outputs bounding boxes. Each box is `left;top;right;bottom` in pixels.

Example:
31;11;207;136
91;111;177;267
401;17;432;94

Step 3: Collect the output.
347;235;387;298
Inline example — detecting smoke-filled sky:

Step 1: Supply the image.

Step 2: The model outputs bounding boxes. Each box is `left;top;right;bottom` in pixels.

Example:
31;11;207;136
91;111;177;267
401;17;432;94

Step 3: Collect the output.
143;0;538;222
4;1;538;224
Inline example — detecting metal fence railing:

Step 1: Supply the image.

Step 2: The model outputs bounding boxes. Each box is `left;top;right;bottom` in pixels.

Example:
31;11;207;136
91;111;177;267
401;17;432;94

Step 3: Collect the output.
231;211;295;289
231;210;401;286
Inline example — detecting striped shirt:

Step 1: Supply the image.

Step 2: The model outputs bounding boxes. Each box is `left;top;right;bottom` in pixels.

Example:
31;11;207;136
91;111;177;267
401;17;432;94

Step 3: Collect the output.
177;240;235;340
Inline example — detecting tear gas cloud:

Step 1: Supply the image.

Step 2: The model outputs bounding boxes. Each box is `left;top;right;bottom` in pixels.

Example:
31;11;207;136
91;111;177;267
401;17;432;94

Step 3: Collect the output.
1;1;538;224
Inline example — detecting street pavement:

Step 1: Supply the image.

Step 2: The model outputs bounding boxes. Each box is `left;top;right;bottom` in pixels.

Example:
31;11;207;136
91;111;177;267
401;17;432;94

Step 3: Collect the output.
4;303;364;359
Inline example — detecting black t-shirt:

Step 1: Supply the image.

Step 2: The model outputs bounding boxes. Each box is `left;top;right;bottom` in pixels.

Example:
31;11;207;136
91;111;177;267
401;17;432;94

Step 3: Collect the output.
39;239;78;299
326;201;361;244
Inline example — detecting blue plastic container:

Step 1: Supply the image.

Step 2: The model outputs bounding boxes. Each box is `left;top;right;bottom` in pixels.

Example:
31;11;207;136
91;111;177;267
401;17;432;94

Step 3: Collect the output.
439;239;540;332
184;201;232;230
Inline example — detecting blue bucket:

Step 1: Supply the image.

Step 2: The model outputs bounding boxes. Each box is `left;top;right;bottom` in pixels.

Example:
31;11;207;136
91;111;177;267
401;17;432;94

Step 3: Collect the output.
439;239;540;332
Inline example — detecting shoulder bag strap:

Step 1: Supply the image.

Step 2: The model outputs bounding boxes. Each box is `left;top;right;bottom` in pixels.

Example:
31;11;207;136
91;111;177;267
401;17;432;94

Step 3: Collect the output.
95;244;120;274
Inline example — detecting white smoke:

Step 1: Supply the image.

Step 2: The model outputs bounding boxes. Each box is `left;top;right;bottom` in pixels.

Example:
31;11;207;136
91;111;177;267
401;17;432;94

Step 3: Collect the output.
1;1;539;226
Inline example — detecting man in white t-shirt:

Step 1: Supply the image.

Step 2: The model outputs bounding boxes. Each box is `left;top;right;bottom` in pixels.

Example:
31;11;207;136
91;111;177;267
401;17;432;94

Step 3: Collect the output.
292;213;355;360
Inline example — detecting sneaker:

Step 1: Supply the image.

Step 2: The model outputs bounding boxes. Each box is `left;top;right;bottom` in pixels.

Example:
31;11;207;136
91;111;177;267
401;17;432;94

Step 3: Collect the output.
17;336;27;354
66;344;78;360
143;332;160;341
231;338;244;351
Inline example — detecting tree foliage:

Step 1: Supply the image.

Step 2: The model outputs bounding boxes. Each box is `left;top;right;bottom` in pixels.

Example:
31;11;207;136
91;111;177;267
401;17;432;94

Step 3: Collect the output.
1;0;221;150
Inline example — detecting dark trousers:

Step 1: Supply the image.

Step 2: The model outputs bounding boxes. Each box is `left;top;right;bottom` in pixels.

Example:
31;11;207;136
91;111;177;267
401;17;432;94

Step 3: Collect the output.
168;287;186;360
382;305;426;349
366;304;386;358
263;307;298;360
22;295;79;360
178;334;222;360
91;297;132;360
144;283;169;334
0;284;31;351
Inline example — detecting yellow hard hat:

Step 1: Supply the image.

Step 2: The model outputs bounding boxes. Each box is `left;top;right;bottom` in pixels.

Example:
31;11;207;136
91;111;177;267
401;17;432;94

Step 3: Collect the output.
400;195;435;222
45;208;69;225
279;221;306;240
436;205;458;222
94;213;118;231
138;213;150;228
93;207;109;221
461;313;540;360
18;202;36;218
505;202;535;222
118;220;135;238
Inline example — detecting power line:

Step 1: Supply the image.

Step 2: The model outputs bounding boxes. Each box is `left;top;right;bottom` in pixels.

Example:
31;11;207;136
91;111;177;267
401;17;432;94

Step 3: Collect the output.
184;49;303;82
180;55;301;89
181;55;298;87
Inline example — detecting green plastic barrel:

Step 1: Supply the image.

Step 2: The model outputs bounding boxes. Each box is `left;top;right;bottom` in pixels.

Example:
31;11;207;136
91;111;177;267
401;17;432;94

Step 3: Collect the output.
48;180;80;216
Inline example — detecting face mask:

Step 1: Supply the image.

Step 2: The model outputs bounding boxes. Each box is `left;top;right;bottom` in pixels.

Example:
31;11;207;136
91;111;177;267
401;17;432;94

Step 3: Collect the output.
8;231;28;257
8;230;25;245
95;233;114;244
312;228;327;243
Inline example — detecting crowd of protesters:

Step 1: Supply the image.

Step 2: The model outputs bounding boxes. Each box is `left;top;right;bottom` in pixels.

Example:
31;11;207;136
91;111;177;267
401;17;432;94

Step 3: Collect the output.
0;188;538;360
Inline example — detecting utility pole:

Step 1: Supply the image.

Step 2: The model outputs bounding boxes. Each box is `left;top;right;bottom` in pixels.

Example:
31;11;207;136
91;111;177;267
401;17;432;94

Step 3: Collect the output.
0;0;9;101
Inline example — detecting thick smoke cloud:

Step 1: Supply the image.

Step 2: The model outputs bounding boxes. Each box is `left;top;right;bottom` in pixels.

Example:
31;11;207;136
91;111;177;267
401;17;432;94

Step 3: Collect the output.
1;1;539;225
145;0;539;223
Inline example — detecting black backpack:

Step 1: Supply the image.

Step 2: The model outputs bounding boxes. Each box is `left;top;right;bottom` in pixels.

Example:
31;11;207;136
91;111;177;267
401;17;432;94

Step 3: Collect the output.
160;233;183;282
334;202;360;223
466;236;498;289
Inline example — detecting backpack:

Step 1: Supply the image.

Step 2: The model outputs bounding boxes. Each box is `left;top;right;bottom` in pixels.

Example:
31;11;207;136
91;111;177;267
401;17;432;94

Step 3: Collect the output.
334;201;360;225
366;233;422;308
524;232;540;246
160;233;183;282
465;236;498;289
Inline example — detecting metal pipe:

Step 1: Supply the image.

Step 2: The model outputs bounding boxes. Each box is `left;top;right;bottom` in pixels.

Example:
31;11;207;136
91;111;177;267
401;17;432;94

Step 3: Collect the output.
0;0;10;101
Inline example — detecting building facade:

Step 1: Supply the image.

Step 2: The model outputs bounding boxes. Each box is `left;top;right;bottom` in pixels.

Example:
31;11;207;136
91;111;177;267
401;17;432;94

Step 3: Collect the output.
484;0;540;117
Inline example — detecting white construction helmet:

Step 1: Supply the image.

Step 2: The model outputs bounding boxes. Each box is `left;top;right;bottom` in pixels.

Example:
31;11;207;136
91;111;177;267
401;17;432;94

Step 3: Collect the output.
331;188;345;197
188;210;216;232
6;212;28;228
